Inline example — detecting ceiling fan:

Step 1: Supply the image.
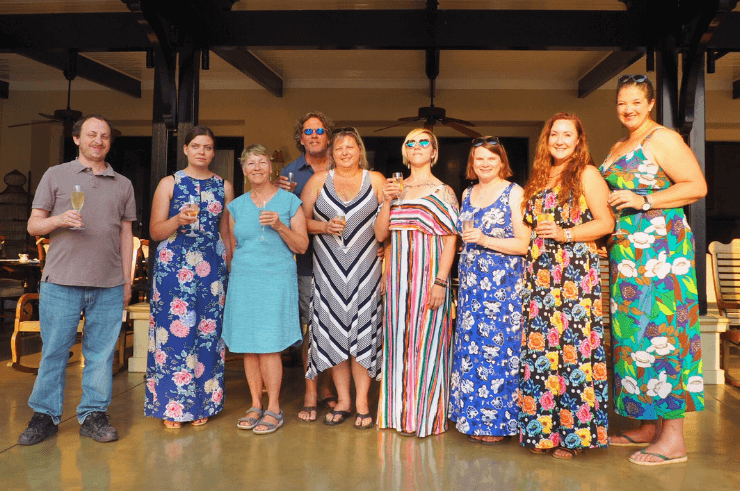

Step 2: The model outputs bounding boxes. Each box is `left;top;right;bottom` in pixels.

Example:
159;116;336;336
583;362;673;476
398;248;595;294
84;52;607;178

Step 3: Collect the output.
8;70;82;137
375;49;481;138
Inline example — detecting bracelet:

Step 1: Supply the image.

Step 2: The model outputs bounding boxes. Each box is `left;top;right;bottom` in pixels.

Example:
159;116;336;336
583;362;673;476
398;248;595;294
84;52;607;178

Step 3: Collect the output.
564;228;573;243
434;278;448;288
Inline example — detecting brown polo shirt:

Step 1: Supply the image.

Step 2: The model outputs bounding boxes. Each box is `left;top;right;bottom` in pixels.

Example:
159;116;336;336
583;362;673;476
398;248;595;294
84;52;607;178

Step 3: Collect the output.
32;160;137;288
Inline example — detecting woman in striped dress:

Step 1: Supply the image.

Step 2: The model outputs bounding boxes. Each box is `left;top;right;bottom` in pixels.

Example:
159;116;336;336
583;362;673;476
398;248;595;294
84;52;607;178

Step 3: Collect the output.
374;128;459;437
301;128;386;429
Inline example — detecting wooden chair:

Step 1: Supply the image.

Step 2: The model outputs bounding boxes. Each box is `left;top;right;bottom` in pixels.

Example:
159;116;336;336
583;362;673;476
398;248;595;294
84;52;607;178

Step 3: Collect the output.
0;235;26;321
11;238;141;373
708;239;740;387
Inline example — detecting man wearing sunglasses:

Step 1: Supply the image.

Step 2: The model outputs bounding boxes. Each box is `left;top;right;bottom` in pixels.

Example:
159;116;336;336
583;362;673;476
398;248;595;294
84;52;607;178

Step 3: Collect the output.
277;112;336;421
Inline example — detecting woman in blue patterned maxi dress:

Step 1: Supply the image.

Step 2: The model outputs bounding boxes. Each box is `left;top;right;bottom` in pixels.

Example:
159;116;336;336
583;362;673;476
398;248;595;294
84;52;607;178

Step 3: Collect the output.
449;137;529;444
145;126;234;428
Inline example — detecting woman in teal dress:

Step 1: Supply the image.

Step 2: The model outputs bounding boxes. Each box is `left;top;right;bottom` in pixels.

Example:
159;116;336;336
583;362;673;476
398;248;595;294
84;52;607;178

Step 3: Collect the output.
601;75;707;466
222;144;308;434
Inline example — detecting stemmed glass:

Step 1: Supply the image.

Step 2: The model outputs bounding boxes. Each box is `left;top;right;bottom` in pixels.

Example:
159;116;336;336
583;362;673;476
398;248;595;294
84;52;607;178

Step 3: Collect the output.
70;184;85;230
258;200;267;241
462;212;475;235
335;213;346;248
287;172;296;192
609;188;624;236
185;195;199;237
392;172;404;202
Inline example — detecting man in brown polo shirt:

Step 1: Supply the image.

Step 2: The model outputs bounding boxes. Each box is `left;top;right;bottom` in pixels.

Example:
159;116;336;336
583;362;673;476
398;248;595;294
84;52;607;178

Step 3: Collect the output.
18;114;137;446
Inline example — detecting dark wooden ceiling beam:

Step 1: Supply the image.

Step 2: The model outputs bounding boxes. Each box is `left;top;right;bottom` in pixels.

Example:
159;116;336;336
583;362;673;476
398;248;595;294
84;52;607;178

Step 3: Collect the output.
211;47;283;97
17;51;141;98
578;49;645;98
733;78;740;99
0;79;8;99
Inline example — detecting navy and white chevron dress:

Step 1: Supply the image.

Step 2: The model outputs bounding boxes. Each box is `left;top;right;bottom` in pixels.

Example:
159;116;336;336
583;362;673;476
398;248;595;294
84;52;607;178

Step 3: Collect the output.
306;170;383;379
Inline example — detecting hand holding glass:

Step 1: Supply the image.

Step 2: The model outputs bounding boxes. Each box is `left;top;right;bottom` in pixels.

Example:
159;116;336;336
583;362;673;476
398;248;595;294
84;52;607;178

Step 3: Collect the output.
335;214;346;247
185;195;199;237
70;184;85;230
259;200;267;241
392;172;404;199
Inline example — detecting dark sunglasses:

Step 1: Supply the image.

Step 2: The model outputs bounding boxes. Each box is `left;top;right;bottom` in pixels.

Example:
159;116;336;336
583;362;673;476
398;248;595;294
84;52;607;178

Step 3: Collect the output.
404;139;431;149
472;136;500;147
618;74;649;84
335;127;358;135
303;128;326;135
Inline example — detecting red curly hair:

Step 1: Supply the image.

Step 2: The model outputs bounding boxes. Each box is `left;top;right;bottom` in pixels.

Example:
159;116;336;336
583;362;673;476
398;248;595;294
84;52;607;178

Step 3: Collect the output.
522;112;594;208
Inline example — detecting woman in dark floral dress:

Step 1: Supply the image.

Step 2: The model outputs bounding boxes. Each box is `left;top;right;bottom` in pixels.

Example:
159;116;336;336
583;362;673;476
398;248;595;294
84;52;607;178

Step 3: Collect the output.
518;113;614;459
145;126;234;428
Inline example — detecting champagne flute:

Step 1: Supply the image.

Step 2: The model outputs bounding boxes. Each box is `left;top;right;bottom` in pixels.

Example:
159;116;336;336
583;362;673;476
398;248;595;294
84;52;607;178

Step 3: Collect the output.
259;200;267;241
537;212;554;252
70;184;85;230
610;189;624;236
185;195;199;237
335;213;346;248
392;172;404;201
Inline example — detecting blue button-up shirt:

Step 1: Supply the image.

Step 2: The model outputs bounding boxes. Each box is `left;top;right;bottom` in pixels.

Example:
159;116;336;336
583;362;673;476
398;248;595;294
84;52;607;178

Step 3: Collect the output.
281;155;315;276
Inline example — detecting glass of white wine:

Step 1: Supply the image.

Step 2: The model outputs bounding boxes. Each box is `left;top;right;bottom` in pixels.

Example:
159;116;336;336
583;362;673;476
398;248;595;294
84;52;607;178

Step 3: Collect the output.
259;200;267;241
462;213;475;235
70;184;85;230
392;172;404;201
185;195;199;237
335;213;346;248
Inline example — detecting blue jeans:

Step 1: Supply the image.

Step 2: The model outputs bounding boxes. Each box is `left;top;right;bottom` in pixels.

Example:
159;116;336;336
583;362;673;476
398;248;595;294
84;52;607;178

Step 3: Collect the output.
29;282;124;424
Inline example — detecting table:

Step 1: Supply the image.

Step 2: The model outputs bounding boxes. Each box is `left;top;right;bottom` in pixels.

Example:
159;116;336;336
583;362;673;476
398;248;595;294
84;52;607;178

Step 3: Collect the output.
124;302;149;372
0;259;42;292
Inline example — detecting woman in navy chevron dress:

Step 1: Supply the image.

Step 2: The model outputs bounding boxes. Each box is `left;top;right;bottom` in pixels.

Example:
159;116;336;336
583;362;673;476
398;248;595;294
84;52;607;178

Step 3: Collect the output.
301;128;386;429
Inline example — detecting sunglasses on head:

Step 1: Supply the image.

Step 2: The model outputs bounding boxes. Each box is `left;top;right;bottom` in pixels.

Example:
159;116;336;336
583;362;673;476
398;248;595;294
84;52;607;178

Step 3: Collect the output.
335;127;358;135
303;128;326;135
404;139;432;149
618;74;648;84
472;136;500;147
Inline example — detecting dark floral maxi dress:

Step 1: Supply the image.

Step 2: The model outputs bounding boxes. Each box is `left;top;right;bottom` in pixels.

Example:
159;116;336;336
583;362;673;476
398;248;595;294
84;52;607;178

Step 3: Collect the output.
518;186;609;450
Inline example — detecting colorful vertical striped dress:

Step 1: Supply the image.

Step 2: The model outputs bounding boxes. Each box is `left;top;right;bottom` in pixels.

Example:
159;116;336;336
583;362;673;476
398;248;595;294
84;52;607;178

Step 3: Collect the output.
306;170;383;379
377;186;459;437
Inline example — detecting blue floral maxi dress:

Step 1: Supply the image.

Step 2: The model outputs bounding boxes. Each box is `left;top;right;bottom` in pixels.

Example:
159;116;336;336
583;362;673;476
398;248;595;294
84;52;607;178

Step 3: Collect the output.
145;171;228;422
518;186;609;450
449;183;524;437
600;128;704;420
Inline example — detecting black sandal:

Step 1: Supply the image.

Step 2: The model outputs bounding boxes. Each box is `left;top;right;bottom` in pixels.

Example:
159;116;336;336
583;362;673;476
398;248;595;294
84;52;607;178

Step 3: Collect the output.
354;413;374;430
324;409;351;426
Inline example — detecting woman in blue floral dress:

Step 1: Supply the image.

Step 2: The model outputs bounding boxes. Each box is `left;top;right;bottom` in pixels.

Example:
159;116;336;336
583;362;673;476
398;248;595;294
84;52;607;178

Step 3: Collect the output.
602;76;706;466
518;113;614;459
145;126;234;428
449;137;529;444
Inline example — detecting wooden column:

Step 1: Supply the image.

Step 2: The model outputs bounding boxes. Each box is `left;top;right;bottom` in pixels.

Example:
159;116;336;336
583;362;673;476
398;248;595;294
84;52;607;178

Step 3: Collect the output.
176;44;200;171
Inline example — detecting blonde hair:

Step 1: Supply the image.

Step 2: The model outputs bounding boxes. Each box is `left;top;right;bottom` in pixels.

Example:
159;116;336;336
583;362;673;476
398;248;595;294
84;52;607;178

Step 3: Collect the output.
402;128;439;167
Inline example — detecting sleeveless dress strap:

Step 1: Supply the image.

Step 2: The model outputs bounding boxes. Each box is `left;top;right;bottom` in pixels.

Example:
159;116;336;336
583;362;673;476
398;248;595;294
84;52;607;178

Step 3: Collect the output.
640;126;663;146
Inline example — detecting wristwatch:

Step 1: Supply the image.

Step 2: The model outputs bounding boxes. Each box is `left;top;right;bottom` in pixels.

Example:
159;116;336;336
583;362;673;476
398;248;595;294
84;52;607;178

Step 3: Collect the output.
641;195;653;211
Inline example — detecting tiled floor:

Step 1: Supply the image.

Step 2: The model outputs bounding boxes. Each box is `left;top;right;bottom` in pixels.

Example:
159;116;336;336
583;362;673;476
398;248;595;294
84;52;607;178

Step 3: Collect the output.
1;342;739;491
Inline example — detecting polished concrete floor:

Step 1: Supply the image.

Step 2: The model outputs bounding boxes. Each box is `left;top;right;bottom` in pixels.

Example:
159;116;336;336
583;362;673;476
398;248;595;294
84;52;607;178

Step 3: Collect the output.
1;342;740;491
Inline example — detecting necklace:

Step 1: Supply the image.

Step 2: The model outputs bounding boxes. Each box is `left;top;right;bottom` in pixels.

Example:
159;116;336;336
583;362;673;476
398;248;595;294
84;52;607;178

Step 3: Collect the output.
405;181;436;188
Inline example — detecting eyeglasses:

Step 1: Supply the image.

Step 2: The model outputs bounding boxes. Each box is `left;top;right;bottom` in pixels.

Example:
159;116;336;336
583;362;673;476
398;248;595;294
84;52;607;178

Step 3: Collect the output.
303;128;326;135
404;139;432;149
618;74;649;85
472;136;500;147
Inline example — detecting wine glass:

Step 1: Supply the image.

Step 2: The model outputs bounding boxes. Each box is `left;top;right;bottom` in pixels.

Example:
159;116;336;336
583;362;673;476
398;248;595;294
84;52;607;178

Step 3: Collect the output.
70;184;85;230
537;212;554;252
259;200;267;241
335;213;346;248
185;195;199;237
392;172;404;201
609;189;624;236
287;172;296;192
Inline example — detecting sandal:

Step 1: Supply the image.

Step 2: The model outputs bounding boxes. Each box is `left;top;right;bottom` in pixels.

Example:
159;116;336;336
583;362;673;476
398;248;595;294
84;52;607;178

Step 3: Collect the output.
319;396;338;409
528;448;549;455
324;409;351;426
354;413;374;430
609;432;650;447
191;418;208;426
163;420;182;429
298;406;317;422
628;449;688;466
469;435;511;445
237;407;264;430
552;447;582;460
253;410;284;435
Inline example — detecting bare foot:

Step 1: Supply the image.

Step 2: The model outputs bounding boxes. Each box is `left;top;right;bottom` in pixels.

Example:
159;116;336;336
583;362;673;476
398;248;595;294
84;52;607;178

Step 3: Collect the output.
298;407;317;422
325;405;351;424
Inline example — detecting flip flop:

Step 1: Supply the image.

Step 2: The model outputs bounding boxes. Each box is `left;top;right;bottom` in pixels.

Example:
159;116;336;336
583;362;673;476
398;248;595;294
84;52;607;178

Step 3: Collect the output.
319;396;338;409
468;435;512;445
324;409;351;426
552;447;583;460
609;433;650;447
629;449;688;466
163;420;182;429
237;407;264;430
191;418;208;426
253;410;284;435
354;413;374;430
298;406;317;422
528;448;549;455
